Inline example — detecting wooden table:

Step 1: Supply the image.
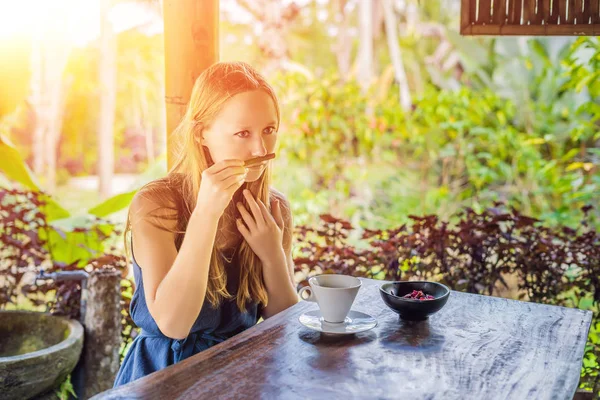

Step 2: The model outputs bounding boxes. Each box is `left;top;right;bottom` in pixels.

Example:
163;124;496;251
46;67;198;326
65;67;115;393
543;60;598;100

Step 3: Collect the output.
94;278;593;400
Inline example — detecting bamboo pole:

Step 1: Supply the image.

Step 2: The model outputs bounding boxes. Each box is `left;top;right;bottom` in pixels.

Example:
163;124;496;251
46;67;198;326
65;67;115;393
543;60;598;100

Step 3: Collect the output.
98;0;116;199
163;0;219;169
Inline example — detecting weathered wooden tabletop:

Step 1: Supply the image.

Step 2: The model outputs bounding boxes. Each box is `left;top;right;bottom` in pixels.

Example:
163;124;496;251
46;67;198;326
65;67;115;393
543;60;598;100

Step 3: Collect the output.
94;278;592;400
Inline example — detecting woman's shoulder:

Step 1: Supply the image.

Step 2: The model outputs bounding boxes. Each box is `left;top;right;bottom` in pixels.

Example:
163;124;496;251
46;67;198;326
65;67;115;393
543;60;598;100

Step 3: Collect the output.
130;176;182;229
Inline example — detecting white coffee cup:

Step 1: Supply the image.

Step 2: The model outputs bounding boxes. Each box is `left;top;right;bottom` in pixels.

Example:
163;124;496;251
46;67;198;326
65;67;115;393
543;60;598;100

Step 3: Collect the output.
297;274;361;323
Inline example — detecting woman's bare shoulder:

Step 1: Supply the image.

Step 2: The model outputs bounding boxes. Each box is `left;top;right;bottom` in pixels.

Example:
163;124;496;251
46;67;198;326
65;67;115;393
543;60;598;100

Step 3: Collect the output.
130;180;180;231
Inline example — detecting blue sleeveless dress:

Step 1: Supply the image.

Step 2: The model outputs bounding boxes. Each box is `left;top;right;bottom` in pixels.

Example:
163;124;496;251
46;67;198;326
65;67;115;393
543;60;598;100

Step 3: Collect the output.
113;248;262;387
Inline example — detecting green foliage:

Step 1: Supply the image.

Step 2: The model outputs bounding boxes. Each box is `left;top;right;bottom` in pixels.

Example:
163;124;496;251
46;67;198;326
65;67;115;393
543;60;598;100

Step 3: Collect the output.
0;134;40;189
55;373;76;400
60;30;165;177
565;38;600;97
0;130;137;264
0;133;69;220
272;59;598;230
564;37;600;143
88;189;137;218
60;46;101;177
43;215;120;267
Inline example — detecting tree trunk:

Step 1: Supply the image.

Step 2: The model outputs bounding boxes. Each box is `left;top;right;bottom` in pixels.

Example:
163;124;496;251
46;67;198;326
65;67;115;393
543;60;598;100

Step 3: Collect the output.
357;0;373;92
140;87;155;165
45;77;70;194
98;0;116;199
29;8;71;193
382;0;412;111
30;40;45;178
333;0;352;80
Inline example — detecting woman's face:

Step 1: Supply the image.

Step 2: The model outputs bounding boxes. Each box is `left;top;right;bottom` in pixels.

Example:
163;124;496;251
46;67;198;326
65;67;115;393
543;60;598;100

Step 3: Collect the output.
202;90;278;183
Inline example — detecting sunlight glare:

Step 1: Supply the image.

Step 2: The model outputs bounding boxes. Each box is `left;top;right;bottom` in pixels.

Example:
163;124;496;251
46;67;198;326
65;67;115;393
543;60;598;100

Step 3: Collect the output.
0;0;100;47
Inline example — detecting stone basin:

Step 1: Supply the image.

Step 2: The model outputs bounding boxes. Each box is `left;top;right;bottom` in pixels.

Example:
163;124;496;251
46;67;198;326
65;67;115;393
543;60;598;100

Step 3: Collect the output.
0;311;84;400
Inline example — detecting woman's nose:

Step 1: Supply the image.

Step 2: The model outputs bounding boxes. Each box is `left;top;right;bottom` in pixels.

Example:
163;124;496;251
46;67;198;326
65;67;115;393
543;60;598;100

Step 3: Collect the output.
251;136;267;157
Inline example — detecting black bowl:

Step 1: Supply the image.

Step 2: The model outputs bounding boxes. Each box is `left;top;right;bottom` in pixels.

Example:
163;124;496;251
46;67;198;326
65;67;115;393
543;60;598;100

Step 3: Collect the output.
379;281;450;320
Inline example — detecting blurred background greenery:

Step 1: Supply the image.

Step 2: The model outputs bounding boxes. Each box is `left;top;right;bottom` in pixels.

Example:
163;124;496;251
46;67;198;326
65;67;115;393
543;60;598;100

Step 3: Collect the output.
0;0;597;232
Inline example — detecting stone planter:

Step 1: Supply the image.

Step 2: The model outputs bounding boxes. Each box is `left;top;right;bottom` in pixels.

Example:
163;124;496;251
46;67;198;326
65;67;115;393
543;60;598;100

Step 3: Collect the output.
0;311;84;400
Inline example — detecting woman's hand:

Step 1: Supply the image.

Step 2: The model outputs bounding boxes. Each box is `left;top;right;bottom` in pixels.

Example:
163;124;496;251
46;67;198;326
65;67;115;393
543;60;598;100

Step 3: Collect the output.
195;159;247;218
236;189;285;265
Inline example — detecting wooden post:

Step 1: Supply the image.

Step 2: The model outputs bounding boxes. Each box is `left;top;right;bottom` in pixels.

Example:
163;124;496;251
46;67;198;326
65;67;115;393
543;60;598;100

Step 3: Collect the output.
73;268;121;399
163;0;219;169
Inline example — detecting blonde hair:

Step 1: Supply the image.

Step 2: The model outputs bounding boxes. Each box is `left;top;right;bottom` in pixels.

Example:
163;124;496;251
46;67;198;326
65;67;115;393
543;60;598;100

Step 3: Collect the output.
124;61;283;312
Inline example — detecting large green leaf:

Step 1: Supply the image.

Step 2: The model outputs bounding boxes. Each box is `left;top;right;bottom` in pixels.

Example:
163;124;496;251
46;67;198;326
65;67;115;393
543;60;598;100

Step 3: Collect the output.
0;133;70;220
0;134;40;190
43;215;116;266
88;189;137;217
85;154;167;218
38;194;71;222
86;153;168;218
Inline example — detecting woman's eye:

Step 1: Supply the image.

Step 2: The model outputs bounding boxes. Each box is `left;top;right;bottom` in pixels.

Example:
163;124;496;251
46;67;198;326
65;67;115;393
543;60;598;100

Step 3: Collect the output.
264;127;276;135
235;130;251;138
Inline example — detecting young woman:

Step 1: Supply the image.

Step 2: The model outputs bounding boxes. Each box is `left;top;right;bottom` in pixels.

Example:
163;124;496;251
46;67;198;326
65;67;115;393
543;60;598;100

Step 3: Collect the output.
114;62;298;387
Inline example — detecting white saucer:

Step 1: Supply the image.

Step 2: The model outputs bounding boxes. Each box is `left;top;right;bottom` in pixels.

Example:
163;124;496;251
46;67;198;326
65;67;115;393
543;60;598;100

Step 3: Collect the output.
298;310;377;334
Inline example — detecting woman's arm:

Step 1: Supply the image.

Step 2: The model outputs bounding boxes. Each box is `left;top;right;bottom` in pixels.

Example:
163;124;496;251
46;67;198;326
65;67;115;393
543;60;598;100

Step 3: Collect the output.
130;194;220;339
132;159;246;339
